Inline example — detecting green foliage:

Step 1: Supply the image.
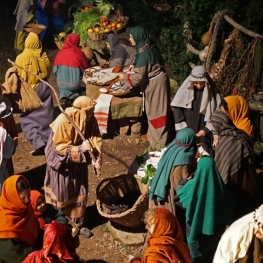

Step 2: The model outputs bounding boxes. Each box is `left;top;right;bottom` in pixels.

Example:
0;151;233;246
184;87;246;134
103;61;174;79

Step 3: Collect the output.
72;9;100;45
114;0;263;83
141;164;157;186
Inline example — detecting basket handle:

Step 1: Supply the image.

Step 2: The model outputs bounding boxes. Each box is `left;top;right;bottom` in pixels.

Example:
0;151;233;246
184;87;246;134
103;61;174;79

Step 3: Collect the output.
93;22;103;31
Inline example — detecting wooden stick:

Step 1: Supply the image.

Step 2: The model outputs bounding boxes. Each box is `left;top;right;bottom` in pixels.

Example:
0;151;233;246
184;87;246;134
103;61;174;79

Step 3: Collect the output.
7;59;100;176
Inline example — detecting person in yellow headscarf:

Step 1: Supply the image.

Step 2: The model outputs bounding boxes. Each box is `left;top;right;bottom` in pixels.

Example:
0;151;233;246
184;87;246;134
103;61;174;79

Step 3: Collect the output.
15;32;54;156
220;95;254;138
43;96;102;238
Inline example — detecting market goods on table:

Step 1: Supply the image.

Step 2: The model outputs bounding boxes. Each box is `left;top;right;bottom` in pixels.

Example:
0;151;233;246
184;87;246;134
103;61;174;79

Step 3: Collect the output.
83;66;119;85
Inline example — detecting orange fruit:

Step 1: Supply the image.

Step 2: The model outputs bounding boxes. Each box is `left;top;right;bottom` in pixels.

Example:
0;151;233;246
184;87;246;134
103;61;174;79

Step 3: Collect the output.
107;24;112;29
116;23;122;28
111;22;117;27
111;26;116;31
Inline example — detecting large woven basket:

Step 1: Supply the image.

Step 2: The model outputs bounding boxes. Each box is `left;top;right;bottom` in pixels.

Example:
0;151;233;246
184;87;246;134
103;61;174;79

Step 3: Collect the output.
88;23;107;41
96;174;149;228
23;21;46;35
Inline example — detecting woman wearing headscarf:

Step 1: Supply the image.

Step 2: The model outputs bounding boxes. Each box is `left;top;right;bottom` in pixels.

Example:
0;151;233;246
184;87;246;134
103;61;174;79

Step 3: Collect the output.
53;33;89;101
220;95;254;138
211;109;258;219
117;26;170;149
22;221;83;263
149;128;196;216
0;175;39;263
15;32;53;156
106;33;135;69
13;0;37;55
177;157;235;263
127;207;192;263
213;204;263;263
171;65;221;156
43;96;102;238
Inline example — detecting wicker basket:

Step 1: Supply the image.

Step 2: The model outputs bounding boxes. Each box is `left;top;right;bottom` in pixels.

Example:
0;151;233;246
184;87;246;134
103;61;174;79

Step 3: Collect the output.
108;14;129;28
88;23;107;41
23;21;46;35
96;174;149;228
54;39;63;49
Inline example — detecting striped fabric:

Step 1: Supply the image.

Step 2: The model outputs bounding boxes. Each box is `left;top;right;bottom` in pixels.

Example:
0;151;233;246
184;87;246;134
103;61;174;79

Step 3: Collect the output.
43;134;90;227
211;110;252;184
94;94;113;134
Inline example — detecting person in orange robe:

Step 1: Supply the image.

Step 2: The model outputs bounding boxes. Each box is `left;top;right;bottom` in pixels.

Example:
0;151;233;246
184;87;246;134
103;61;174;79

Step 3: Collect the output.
0;175;39;263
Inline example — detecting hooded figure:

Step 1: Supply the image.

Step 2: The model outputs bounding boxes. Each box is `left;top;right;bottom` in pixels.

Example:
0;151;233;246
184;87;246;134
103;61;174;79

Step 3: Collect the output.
120;26;171;149
106;33;135;69
171;65;221;156
53;33;89;100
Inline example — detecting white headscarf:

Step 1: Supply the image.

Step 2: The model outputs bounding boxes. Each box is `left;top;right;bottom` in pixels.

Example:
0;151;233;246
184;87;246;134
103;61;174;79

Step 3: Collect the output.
213;205;263;263
0;126;7;167
171;66;221;131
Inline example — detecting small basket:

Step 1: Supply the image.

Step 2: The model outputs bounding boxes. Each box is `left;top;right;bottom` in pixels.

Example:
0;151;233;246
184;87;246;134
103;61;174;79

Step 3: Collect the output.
96;174;149;228
54;38;63;49
108;15;129;28
88;23;107;41
107;77;131;97
23;21;46;35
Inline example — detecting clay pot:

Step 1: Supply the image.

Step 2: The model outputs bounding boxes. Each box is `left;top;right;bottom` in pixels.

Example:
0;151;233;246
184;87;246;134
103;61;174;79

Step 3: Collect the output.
201;24;213;45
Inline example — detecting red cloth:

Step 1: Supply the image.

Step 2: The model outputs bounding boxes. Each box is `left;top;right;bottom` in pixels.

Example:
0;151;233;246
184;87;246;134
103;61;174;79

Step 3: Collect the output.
143;208;191;263
22;221;81;263
0;175;39;246
53;33;89;70
30;190;46;229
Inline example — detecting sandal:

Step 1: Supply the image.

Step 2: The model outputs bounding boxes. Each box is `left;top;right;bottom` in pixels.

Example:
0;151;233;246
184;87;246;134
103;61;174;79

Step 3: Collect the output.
80;227;93;238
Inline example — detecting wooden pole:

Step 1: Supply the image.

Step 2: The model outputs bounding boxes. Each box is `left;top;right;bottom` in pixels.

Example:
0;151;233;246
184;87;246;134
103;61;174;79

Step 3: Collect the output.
8;59;100;176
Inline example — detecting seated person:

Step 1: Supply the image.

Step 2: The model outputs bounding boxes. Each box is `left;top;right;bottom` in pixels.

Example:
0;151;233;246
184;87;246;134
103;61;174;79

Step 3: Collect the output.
127;207;192;263
105;33;135;69
31;190;68;228
22;221;84;263
213;204;263;263
53;33;89;102
0;175;39;263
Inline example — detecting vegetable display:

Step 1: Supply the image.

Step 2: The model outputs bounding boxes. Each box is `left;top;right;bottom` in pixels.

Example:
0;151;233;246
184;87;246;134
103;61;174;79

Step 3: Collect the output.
95;0;114;16
73;9;100;45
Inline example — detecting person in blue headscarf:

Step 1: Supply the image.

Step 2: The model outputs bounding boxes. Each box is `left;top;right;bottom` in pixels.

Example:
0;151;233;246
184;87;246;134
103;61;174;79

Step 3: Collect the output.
149;127;197;216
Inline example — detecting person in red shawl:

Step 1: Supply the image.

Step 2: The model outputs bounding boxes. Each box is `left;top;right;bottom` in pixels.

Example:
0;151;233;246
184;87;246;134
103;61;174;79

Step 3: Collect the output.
22;221;84;263
53;33;89;103
127;207;192;263
0;175;39;263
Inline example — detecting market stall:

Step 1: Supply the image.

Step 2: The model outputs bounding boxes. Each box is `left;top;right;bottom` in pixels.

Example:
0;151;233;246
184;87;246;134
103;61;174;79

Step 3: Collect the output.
83;66;144;137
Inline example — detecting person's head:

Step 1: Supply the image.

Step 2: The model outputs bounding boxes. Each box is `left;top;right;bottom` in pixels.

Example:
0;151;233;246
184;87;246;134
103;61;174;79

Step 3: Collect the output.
72;96;96;120
31;190;46;214
16;176;31;206
253;206;263;240
24;32;42;50
129;26;150;49
106;33;119;50
63;33;80;49
143;207;184;240
175;127;196;146
118;37;132;47
189;65;208;90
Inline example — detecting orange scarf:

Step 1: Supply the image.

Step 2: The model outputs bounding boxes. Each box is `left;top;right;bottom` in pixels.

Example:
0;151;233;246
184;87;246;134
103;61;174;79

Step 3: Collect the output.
0;175;39;246
224;95;254;137
143;208;191;263
30;190;46;229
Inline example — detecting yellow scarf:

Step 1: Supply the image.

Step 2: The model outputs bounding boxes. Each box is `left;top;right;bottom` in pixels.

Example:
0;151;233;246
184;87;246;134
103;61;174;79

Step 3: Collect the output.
50;96;102;155
15;32;51;88
224;95;254;138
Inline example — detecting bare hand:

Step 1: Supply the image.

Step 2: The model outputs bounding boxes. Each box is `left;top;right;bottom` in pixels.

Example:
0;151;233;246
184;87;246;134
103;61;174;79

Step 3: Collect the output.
82;140;91;152
196;130;206;137
212;134;219;147
92;158;101;170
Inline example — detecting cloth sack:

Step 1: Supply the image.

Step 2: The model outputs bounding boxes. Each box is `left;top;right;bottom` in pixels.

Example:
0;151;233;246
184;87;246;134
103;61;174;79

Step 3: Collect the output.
1;67;43;113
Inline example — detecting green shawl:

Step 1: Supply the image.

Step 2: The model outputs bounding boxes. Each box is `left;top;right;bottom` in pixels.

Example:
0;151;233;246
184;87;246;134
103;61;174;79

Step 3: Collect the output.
149;128;196;202
177;156;235;243
130;26;164;68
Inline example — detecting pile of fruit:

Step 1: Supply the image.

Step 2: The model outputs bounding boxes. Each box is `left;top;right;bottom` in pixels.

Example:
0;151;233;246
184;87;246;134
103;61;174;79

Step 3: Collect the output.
54;31;67;49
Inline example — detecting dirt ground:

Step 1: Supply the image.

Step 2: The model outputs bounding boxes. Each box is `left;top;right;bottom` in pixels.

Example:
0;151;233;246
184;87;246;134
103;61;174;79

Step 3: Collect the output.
0;6;149;263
